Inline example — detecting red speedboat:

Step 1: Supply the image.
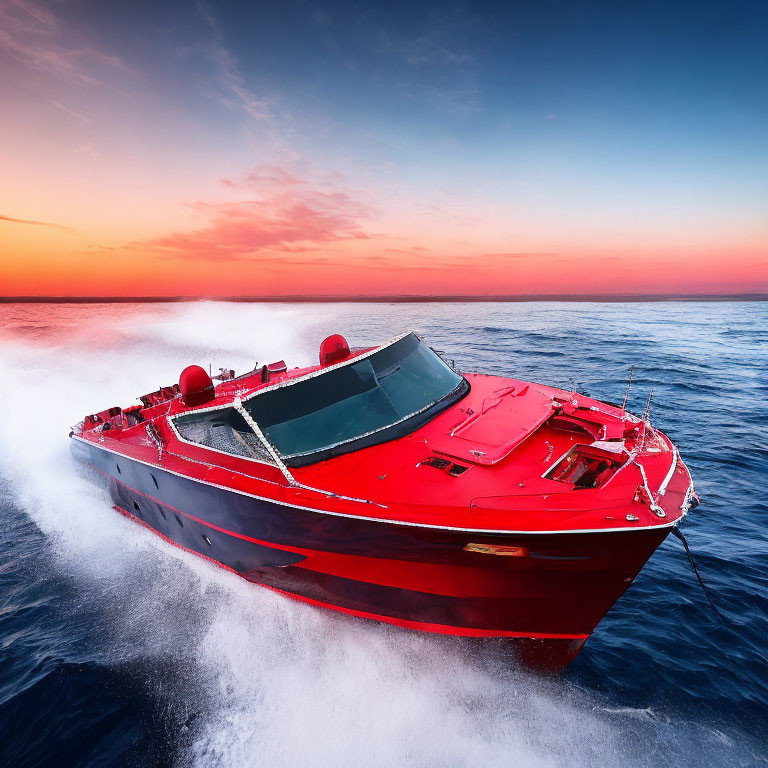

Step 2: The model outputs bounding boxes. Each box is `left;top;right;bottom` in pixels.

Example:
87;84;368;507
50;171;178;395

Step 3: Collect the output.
70;332;696;671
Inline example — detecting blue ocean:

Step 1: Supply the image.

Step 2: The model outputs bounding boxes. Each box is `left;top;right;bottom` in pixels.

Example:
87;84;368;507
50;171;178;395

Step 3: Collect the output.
0;301;766;767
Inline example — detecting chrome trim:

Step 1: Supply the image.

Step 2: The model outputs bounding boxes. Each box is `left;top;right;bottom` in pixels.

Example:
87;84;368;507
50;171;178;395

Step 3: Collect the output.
240;331;412;403
657;445;678;497
233;396;296;485
166;331;460;463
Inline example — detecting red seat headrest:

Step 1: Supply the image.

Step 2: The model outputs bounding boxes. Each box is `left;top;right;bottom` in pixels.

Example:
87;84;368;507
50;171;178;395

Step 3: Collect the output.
319;334;351;366
179;365;215;406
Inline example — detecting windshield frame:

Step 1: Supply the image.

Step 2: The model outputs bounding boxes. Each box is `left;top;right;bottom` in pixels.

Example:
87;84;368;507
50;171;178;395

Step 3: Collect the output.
242;331;468;466
242;330;410;402
168;333;468;469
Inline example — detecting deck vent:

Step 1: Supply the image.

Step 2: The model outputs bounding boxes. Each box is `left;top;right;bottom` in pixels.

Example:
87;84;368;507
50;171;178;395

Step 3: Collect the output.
420;456;470;476
174;514;184;528
544;445;622;489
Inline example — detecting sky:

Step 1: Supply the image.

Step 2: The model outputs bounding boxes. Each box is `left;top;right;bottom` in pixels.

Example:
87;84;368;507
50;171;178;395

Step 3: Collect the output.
1;0;767;297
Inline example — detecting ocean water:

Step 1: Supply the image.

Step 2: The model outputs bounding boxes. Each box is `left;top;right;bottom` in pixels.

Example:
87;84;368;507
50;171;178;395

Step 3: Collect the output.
0;300;766;767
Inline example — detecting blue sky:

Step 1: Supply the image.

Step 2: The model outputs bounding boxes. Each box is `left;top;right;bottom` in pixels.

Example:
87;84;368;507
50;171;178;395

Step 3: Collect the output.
1;0;766;295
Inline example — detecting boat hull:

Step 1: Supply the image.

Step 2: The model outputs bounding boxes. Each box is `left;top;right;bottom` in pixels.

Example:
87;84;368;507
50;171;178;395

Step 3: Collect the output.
71;437;671;671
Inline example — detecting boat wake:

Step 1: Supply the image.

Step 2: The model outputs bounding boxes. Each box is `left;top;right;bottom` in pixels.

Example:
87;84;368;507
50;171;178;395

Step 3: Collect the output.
0;302;761;767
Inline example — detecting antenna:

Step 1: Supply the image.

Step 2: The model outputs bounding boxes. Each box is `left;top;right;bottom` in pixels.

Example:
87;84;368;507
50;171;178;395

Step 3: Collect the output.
643;390;654;422
621;365;635;410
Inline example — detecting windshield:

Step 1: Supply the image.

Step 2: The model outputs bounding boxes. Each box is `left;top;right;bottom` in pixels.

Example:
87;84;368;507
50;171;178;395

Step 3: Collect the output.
244;333;467;465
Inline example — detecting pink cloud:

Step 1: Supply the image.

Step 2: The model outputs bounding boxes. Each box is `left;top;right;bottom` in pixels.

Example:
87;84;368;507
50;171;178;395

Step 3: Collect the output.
121;166;372;260
221;165;304;190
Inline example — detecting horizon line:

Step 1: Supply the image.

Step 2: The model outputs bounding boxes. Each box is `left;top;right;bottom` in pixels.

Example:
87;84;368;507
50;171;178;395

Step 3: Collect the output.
0;293;767;304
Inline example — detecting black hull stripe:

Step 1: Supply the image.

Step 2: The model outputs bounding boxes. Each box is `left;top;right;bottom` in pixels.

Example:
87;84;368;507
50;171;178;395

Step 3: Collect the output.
73;441;665;636
108;491;605;635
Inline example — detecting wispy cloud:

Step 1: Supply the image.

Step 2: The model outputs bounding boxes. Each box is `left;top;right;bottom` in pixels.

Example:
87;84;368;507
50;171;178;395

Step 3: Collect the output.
196;1;272;123
73;143;100;158
0;213;75;231
399;36;473;69
220;165;303;190
49;99;91;124
481;252;559;260
378;9;483;114
0;0;125;85
397;80;482;114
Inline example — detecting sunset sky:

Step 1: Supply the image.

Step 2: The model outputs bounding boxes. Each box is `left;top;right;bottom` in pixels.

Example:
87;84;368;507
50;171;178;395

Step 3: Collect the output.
1;0;766;297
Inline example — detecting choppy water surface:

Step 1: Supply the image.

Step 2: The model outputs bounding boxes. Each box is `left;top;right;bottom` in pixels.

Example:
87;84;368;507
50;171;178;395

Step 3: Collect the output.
0;301;766;767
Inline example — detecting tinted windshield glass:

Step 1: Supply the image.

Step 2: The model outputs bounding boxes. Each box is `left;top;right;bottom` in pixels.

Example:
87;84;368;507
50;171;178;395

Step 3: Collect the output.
244;333;465;461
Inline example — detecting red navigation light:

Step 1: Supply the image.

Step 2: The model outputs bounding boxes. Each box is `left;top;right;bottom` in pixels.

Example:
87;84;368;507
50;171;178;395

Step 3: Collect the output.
179;365;215;406
319;334;350;366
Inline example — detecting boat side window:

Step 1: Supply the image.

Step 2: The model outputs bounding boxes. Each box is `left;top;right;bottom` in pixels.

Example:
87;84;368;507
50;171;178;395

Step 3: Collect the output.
172;407;277;465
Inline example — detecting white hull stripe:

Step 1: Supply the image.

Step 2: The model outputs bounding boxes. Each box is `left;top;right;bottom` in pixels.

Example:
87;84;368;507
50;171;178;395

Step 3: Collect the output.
71;435;681;535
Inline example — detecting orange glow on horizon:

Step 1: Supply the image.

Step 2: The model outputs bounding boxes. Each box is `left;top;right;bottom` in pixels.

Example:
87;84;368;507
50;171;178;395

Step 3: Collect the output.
2;163;766;297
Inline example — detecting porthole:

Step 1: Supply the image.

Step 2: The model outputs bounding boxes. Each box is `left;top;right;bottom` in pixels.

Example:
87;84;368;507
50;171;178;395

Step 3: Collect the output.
133;501;140;511
151;474;159;489
116;464;121;474
174;514;184;528
202;535;212;547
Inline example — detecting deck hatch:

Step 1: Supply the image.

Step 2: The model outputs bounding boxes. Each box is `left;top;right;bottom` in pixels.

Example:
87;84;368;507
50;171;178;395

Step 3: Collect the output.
420;456;470;476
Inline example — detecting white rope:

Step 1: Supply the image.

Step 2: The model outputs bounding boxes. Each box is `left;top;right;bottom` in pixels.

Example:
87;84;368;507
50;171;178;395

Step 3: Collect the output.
631;457;666;516
657;445;679;497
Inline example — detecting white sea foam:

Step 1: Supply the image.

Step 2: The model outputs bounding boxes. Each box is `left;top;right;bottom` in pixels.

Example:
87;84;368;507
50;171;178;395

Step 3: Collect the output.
0;302;753;767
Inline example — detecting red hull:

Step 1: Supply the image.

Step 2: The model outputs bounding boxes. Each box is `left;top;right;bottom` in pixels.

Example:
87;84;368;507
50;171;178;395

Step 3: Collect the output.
73;436;673;672
70;332;695;671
